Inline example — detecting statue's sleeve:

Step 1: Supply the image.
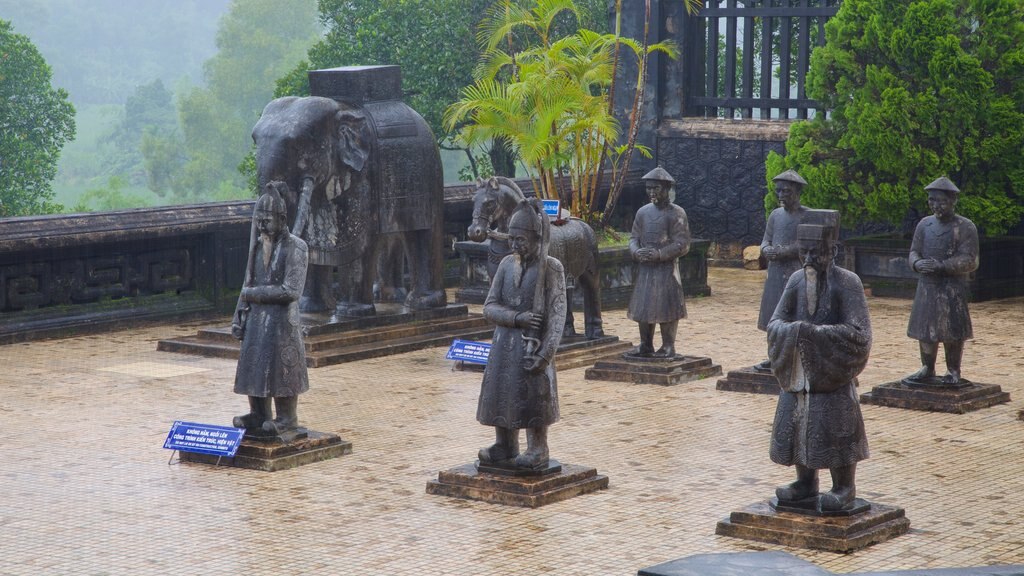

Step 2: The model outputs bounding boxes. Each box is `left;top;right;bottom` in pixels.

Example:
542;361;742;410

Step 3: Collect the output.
243;238;308;304
628;210;643;257
801;272;872;392
767;273;803;389
908;220;926;272
760;210;776;251
483;258;520;327
659;207;691;261
537;258;567;363
941;218;980;275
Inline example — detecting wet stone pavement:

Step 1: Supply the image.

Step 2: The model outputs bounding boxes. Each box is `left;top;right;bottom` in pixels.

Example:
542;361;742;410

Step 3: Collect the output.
1;267;1022;575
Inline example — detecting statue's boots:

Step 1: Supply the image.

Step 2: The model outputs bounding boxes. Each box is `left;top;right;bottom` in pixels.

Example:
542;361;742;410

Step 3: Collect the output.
262;396;299;434
754;359;772;372
906;341;938;381
629;323;656;356
776;464;818;502
819;464;857;512
479;427;519;464
941;341;965;385
514;426;550;469
654;321;678;357
234;396;272;430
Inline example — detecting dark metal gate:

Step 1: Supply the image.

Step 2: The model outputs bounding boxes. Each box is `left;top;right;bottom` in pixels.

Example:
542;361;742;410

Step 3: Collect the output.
676;0;841;119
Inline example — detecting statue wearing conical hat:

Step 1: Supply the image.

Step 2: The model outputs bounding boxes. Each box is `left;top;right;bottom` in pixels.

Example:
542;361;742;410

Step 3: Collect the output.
904;177;979;386
754;169;810;371
626;166;691;358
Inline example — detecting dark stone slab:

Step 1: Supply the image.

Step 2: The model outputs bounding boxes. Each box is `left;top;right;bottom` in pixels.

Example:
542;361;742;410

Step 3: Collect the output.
770;496;871;517
639;552;1024;576
475;459;563;477
308;65;402;106
159;305;494;367
426;462;608;507
715;500;910;553
716;366;780;395
179;430;352;472
639;551;831;576
853;566;1024;575
860;380;1011;414
585;354;722;386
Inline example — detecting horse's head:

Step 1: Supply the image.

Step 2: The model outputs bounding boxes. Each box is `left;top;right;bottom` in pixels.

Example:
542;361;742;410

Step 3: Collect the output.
468;177;501;242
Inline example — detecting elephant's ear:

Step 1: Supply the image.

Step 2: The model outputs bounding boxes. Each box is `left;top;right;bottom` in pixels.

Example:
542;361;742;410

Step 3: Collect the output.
337;110;371;173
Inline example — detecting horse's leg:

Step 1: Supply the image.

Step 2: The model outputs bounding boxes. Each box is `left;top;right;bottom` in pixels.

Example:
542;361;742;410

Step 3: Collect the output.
579;269;604;339
562;279;577;339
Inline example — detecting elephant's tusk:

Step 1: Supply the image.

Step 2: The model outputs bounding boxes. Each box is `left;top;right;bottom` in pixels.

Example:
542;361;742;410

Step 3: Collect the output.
292;177;315;237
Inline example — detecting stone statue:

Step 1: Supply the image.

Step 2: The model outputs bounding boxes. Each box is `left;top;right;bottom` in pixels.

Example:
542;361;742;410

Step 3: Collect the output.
766;214;871;512
904;177;979;386
467;176;604;339
477;199;567;470
627;166;691;358
755;169;810;371
231;181;310;436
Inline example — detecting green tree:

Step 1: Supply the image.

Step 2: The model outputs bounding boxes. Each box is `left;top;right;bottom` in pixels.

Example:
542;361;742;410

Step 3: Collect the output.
171;0;319;201
104;79;179;187
766;0;1024;235
276;0;608;180
0;18;75;216
445;0;679;222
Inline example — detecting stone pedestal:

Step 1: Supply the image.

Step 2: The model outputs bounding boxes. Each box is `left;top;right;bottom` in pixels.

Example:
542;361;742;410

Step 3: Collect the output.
716;366;780;395
585;353;721;386
715;499;910;553
860;378;1010;414
180;430;352;472
639;551;830;576
426;461;608;507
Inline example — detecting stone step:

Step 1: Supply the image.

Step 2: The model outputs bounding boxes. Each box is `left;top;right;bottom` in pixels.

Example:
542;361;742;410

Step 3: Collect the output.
555;340;633;372
303;316;491;352
307;325;494;367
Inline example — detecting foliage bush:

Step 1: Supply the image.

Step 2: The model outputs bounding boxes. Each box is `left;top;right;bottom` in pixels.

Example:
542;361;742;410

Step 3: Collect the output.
0;19;76;216
765;0;1024;235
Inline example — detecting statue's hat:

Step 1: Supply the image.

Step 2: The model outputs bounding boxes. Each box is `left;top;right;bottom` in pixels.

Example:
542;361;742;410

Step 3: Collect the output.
773;169;807;186
924;176;960;196
642;166;675;183
255;181;288;215
509;200;543;234
798;209;840;244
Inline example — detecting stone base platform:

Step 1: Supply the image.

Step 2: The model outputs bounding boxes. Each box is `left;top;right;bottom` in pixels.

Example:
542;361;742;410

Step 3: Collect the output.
426;461;608;507
639;551;1024;576
585;354;722;386
715;499;910;553
860;379;1010;414
159;304;493;367
716;366;780;395
179;430;352;472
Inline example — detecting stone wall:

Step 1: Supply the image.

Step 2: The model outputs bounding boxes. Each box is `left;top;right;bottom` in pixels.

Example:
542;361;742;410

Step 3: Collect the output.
656;119;789;262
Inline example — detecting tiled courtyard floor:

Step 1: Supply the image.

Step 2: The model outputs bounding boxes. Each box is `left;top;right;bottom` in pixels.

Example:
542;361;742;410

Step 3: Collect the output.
1;267;1022;575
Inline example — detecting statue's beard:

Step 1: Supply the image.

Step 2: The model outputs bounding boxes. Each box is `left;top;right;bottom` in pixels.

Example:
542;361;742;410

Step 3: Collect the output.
804;265;819;316
260;233;275;268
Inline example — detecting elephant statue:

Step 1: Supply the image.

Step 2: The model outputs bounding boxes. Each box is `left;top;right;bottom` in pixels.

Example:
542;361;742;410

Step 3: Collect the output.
251;92;447;317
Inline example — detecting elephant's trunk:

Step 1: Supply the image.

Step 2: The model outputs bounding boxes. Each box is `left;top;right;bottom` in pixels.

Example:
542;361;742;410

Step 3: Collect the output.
292;176;316;237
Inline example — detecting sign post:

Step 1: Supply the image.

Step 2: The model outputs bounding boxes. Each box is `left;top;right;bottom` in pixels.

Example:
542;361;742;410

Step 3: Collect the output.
164;421;245;466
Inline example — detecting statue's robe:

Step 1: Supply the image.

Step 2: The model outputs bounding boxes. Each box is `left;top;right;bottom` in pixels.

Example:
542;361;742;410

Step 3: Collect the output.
477;255;567;429
767;265;871;469
907;214;979;343
234;232;310;398
757;206;808;331
627;202;691;324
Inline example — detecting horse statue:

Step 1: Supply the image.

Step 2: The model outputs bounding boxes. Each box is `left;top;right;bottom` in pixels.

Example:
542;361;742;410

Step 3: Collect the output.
468;176;604;339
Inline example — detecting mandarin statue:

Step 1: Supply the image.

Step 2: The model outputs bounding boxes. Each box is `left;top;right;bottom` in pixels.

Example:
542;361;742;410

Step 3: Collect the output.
755;169;810;371
904;177;980;386
231;182;310;436
767;214;871;512
476;199;567;471
626;166;691;358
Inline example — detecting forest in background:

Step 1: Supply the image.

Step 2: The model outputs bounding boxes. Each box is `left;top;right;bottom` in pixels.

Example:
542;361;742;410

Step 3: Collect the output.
1;0;322;211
